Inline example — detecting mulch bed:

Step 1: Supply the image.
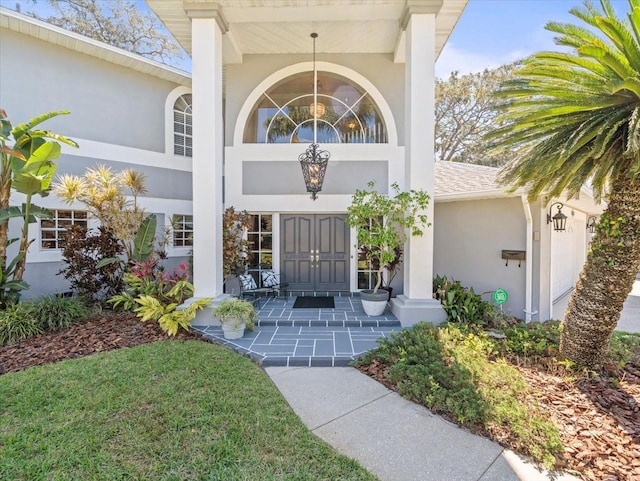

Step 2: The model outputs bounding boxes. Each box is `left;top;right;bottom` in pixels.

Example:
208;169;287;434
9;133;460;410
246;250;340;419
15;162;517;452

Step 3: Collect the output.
358;358;640;481
0;313;199;375
2;315;639;480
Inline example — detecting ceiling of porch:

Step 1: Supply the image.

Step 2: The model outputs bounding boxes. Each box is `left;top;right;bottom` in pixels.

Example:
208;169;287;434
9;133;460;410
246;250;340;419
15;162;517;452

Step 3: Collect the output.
146;0;468;63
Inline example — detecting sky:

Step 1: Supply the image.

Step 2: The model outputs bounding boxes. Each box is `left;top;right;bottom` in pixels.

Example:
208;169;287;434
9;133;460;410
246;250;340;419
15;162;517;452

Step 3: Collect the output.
3;0;631;77
436;0;629;78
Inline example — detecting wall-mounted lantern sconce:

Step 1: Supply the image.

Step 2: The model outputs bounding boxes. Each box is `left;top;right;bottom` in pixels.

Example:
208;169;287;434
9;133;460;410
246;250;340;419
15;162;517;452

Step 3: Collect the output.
586;216;597;234
547;202;567;232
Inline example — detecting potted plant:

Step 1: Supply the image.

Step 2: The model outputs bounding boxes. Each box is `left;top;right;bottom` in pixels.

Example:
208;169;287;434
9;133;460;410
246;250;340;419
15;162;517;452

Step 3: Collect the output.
347;181;430;316
211;298;257;339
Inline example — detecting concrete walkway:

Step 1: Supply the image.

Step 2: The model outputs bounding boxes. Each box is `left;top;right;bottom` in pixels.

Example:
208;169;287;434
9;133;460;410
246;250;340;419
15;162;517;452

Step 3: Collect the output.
553;279;640;332
266;367;580;481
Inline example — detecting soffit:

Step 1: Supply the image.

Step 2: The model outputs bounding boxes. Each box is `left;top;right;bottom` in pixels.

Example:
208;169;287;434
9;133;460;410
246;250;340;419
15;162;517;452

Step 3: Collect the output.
146;0;467;61
0;7;191;86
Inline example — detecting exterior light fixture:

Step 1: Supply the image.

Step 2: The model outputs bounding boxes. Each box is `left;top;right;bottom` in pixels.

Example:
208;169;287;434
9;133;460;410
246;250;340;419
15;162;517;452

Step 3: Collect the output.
299;32;329;201
547;202;567;232
309;101;325;118
586;215;597;234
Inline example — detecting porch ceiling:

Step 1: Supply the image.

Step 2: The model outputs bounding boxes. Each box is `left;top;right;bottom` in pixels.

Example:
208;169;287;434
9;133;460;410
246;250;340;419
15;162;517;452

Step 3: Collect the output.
146;0;467;63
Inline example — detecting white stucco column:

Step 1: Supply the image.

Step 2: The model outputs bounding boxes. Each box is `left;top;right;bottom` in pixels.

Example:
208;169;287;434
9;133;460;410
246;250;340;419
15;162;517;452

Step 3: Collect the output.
390;7;446;326
181;9;228;323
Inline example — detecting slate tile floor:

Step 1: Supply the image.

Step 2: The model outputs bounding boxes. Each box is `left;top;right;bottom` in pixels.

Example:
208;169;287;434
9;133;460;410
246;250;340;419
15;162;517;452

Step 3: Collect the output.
192;294;401;367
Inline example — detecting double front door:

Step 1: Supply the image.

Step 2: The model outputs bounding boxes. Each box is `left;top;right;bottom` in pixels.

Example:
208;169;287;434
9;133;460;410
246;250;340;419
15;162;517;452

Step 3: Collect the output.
281;214;350;291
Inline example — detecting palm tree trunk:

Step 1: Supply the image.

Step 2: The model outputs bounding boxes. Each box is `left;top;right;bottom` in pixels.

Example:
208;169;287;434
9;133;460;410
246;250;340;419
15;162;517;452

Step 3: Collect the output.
560;175;640;366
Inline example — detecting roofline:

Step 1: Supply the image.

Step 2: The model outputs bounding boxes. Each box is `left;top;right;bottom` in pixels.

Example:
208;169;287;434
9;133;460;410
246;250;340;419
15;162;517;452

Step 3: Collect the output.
0;7;191;87
435;189;521;202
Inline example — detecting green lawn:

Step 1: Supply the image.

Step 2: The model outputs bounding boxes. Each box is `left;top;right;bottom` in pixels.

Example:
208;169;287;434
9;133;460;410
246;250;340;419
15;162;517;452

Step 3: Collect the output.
0;340;378;481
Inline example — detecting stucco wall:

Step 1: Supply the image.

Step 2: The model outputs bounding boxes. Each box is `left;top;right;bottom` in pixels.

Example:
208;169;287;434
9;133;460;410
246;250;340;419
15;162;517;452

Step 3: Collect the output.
434;198;527;320
0;29;178;152
225;53;404;147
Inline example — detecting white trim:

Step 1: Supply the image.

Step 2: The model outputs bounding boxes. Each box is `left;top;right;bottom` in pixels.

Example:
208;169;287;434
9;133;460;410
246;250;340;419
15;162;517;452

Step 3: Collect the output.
165;86;194;158
233;61;399;146
18;195;192;264
61;137;192;172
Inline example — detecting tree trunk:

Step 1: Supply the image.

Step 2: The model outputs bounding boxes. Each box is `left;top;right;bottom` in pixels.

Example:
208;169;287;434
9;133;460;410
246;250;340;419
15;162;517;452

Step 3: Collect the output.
560;175;640;366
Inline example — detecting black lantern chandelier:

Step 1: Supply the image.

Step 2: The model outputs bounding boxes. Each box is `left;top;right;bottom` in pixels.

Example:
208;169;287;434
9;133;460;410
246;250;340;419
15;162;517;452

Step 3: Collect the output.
547;202;567;232
299;32;329;201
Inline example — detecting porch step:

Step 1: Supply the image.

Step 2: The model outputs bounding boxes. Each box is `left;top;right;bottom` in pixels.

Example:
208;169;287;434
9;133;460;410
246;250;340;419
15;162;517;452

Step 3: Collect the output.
256;319;400;328
192;324;400;367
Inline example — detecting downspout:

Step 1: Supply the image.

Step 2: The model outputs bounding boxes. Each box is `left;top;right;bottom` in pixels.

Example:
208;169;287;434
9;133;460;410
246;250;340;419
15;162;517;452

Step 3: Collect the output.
521;194;534;322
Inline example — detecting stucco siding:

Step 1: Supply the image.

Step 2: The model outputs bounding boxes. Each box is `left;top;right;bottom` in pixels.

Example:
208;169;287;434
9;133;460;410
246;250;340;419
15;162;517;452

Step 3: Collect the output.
0;29;178;152
242;160;387;195
434;198;527;319
225;53;404;146
57;155;192;200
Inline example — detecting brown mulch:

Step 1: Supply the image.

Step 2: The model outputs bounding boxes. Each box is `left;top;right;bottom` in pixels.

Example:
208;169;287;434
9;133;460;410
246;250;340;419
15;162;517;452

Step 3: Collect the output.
358;358;640;481
0;313;199;375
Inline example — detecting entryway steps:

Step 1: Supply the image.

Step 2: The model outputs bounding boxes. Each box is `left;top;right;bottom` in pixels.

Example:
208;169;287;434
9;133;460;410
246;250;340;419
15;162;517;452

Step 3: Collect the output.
192;294;401;367
256;319;398;327
192;325;400;367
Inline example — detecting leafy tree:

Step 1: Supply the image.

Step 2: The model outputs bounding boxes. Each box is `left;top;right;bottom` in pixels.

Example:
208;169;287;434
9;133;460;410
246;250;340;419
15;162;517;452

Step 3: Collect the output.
489;0;640;366
0;110;78;307
436;65;516;167
29;0;184;66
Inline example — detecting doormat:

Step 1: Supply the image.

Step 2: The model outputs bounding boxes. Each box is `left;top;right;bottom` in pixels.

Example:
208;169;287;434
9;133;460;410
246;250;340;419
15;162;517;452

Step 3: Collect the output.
293;296;335;309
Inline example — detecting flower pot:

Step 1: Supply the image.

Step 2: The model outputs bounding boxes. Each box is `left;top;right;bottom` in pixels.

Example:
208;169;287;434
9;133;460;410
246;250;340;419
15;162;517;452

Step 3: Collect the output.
360;289;389;316
221;322;246;340
381;286;393;301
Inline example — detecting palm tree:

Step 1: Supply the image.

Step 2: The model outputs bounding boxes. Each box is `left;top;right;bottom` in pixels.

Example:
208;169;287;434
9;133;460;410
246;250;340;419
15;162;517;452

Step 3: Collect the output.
489;0;640;366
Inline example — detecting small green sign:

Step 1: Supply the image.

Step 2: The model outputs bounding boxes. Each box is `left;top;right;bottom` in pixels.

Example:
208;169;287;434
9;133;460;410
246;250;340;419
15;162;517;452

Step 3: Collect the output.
493;288;509;305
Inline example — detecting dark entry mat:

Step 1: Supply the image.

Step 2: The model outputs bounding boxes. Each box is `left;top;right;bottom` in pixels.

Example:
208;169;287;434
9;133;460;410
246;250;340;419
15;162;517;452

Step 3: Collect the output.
293;296;335;309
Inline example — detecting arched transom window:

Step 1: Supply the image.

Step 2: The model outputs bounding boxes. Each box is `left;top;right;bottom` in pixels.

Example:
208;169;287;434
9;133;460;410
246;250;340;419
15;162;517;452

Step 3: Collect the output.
243;72;388;144
174;94;192;157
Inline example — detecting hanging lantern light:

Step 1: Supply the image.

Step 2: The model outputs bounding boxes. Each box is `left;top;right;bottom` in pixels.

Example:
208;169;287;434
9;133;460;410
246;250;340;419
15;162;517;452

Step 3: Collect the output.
309;101;326;118
299;32;329;201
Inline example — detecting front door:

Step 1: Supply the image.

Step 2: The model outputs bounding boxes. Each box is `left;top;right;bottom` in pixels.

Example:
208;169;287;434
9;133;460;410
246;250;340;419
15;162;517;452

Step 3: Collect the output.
281;214;350;291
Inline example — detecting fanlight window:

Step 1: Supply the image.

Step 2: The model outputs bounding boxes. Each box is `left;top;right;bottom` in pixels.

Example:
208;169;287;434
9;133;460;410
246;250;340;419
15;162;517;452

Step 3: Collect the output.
174;94;192;157
243;72;388;144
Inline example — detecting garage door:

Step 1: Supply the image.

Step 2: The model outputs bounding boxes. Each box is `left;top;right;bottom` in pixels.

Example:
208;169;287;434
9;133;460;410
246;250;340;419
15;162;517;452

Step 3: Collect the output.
551;215;587;301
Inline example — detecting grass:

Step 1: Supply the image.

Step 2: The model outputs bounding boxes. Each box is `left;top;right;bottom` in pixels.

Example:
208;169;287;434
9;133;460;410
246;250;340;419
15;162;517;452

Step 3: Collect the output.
0;340;378;481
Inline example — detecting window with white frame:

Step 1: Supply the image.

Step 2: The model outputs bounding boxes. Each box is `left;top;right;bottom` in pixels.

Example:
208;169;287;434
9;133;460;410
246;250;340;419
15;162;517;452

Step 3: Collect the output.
40;210;88;250
246;214;273;281
244;71;388;144
173;94;192;157
172;214;193;247
357;216;383;290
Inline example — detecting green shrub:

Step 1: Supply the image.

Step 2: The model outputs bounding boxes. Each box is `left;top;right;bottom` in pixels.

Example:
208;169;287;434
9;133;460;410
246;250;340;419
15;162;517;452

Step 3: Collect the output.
495;321;561;358
433;275;489;325
608;331;640;366
28;295;90;331
0;303;42;346
358;323;563;468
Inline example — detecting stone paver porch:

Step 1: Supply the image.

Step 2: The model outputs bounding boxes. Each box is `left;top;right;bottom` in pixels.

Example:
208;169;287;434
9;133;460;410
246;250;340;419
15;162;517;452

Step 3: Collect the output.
192;293;401;367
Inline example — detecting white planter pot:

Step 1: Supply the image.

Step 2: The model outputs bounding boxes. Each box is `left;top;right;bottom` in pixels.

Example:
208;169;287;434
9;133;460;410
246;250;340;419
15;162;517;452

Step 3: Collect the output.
360;289;389;316
221;322;246;340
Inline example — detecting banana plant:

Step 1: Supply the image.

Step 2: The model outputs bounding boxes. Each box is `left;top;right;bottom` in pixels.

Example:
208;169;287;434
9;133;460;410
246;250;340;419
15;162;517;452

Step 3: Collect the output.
0;110;78;305
96;213;157;269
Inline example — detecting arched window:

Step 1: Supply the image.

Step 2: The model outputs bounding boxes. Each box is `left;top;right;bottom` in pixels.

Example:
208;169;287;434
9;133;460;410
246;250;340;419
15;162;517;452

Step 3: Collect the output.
243;72;388;144
173;94;192;157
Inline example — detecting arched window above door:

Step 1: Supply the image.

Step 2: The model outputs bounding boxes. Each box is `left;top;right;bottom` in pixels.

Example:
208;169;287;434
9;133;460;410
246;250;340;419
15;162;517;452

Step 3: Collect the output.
243;72;388;144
